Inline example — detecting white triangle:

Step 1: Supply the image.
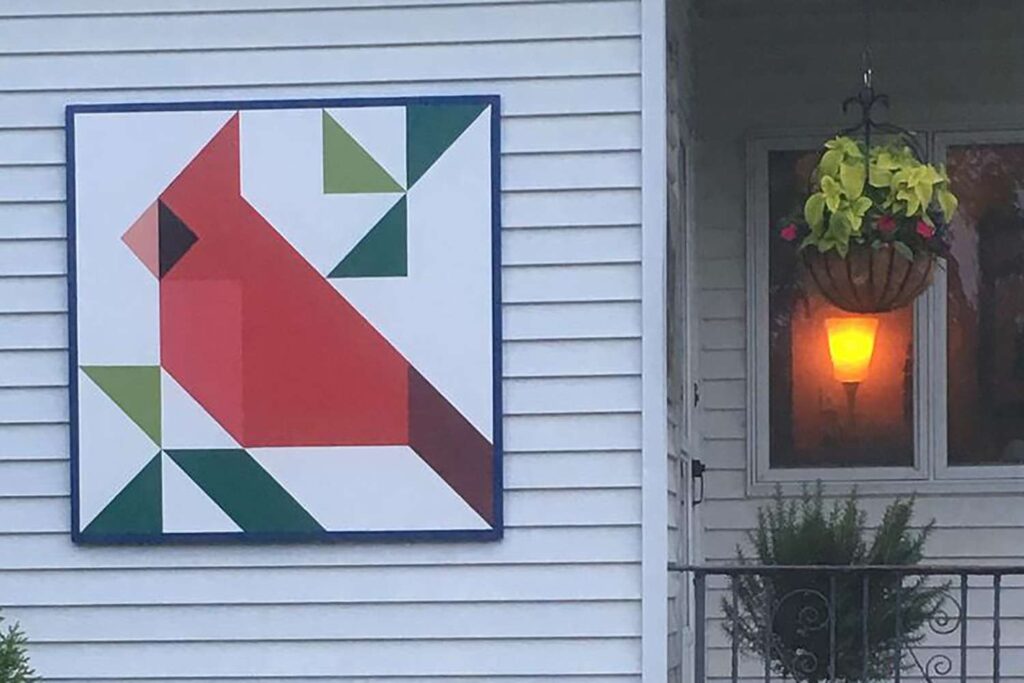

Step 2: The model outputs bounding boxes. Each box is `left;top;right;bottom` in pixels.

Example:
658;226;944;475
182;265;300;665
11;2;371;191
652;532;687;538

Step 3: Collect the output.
250;446;491;532
161;453;241;533
161;370;240;449
324;106;407;189
323;193;404;274
77;369;160;530
239;108;403;275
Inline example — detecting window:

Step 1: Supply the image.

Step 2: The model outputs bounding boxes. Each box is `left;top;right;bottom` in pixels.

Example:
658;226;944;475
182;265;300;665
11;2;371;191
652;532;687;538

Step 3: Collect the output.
944;139;1024;467
767;150;915;470
749;131;1024;489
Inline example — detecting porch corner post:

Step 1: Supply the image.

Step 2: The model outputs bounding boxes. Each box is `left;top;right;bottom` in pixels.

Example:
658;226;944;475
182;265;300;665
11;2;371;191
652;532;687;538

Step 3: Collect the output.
639;0;669;681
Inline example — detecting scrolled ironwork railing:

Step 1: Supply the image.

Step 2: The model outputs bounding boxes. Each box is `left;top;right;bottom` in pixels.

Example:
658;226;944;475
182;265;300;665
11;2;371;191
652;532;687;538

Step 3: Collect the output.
671;564;1024;683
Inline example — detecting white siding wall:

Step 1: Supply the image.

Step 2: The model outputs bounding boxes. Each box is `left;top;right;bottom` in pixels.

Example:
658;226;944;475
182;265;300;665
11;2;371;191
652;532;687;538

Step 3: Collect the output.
0;1;649;680
693;2;1024;679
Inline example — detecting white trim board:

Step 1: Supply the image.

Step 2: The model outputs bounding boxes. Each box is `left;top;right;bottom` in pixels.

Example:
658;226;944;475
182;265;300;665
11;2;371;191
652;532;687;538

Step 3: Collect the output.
640;0;669;679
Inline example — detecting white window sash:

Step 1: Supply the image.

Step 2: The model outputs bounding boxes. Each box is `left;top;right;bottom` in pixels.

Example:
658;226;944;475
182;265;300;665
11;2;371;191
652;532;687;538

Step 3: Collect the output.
932;128;1024;481
746;132;932;494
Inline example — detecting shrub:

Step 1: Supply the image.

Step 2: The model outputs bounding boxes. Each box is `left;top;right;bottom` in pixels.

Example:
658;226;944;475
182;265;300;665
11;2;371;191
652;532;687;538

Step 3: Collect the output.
0;615;37;683
722;485;946;682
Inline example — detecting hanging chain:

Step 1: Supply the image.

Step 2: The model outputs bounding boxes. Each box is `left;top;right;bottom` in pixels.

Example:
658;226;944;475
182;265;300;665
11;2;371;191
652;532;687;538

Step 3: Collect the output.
862;0;873;88
836;0;927;161
839;0;926;161
861;0;873;167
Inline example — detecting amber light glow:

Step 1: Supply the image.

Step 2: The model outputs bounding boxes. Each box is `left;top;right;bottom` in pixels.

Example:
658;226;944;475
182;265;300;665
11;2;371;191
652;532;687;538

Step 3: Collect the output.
825;317;879;384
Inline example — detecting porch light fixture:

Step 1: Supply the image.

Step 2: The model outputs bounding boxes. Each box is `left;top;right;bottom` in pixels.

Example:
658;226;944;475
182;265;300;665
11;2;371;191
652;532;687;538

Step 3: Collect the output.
825;317;878;384
826;316;878;430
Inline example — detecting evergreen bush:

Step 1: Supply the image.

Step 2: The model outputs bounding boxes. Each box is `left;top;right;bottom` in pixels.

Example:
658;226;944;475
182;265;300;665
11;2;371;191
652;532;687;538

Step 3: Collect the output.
0;615;37;683
722;485;946;682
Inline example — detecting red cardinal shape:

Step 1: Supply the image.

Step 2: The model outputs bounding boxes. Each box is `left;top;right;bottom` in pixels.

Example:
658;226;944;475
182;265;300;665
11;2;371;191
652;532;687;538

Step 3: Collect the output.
157;114;493;523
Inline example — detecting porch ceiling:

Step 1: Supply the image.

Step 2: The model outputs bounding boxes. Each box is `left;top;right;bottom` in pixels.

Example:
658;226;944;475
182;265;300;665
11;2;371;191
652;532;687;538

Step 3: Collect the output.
695;0;1021;19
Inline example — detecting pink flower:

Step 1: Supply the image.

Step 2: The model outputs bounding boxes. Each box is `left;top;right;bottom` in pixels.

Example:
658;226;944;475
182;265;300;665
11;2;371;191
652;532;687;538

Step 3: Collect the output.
916;219;935;239
877;215;897;233
780;223;798;242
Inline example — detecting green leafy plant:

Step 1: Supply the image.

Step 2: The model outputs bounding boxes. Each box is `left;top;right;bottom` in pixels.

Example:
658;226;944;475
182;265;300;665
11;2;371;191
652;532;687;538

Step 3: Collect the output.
779;135;959;260
0;615;37;683
723;486;946;682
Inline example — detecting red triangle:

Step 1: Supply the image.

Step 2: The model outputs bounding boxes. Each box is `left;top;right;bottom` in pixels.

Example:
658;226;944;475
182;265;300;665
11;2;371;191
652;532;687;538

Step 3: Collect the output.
122;201;159;278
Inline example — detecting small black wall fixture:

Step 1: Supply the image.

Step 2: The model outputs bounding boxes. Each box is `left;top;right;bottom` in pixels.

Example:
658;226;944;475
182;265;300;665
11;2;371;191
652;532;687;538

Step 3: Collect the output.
691;459;706;506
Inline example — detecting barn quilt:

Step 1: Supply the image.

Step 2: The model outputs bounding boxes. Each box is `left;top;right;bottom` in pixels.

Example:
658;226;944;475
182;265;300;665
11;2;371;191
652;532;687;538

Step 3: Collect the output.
67;97;502;543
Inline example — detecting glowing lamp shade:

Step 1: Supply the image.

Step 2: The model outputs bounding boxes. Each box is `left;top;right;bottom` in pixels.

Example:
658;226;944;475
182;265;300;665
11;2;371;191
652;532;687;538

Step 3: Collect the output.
825;317;879;384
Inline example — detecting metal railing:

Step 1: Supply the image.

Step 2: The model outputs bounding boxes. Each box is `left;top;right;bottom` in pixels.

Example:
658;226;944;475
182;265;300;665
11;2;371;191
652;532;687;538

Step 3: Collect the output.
672;564;1024;683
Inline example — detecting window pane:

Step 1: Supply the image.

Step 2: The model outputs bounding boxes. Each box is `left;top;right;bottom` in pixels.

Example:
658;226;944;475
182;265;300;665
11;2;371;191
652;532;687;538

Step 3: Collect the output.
768;150;915;468
946;143;1024;465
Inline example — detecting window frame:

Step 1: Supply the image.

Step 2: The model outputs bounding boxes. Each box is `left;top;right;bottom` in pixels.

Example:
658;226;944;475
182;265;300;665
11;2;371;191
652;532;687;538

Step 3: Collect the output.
745;128;1024;496
932;129;1024;482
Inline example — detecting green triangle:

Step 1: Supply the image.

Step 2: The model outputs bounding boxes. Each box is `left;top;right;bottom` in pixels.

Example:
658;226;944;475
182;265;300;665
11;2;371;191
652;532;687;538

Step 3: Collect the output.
406;102;488;186
167;449;324;535
322;110;403;194
82;365;161;445
82;454;162;536
328;196;407;278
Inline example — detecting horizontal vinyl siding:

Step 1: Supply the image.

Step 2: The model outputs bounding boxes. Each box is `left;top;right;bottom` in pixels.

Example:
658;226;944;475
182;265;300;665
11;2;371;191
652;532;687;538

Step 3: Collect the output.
693;4;1024;681
0;0;623;15
0;1;645;680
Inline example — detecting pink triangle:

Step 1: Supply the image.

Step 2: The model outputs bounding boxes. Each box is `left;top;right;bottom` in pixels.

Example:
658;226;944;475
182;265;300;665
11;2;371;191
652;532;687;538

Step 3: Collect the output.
122;201;159;278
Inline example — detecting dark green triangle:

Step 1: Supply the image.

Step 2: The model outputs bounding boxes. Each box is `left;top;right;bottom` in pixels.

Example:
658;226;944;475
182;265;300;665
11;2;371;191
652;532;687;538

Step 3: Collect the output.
82;454;162;536
81;365;161;445
406;102;488;186
328;196;407;278
167;449;324;535
322;110;403;194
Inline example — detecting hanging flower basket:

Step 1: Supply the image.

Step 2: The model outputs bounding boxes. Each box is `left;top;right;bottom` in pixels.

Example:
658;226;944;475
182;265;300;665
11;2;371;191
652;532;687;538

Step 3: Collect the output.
800;242;935;313
778;135;958;314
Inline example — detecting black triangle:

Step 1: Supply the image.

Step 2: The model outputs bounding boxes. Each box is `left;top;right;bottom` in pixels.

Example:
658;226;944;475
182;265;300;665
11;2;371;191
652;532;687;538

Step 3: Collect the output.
158;201;198;278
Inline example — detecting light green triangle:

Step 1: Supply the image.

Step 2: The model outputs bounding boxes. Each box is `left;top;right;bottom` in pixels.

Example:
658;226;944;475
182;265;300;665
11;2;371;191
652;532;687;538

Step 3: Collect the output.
329;196;407;278
82;365;161;445
82;453;162;537
322;110;403;194
407;102;488;187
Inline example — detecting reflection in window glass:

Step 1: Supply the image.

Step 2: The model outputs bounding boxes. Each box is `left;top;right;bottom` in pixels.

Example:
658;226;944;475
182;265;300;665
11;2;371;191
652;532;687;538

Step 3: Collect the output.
947;144;1024;465
768;150;915;468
